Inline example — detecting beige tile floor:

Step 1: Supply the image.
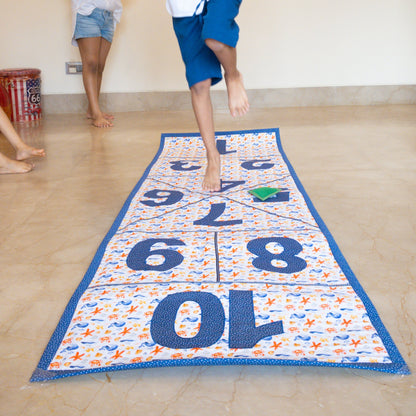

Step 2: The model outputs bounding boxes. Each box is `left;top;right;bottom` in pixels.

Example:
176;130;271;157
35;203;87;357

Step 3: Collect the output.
0;105;415;416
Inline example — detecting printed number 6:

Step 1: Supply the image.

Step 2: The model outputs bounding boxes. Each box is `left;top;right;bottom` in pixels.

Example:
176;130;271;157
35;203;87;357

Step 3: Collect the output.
140;189;184;207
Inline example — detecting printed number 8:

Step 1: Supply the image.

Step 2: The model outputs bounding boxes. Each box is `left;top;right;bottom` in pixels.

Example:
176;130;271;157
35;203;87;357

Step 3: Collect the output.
247;237;307;274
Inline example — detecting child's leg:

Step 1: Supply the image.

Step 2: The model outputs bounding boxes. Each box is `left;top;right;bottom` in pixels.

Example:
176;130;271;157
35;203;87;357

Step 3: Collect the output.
0;151;33;174
78;37;113;127
190;79;221;192
90;38;114;120
205;39;249;118
202;0;249;117
0;107;45;160
172;15;223;191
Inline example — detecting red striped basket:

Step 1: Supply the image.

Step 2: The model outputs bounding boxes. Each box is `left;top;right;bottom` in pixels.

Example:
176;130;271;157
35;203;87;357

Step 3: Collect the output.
0;68;42;122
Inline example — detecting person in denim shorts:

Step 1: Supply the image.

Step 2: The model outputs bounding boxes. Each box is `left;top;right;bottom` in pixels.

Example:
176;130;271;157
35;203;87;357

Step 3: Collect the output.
166;0;249;192
72;1;122;127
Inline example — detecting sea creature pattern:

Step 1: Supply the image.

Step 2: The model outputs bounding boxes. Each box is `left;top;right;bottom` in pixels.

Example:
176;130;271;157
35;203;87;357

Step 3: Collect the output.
31;129;409;381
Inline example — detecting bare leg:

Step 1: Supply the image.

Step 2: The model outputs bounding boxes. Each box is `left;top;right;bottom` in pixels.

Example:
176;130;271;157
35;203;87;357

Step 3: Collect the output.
0;151;33;174
78;37;113;127
97;38;114;120
191;79;221;192
205;38;249;117
0;107;45;160
87;37;114;120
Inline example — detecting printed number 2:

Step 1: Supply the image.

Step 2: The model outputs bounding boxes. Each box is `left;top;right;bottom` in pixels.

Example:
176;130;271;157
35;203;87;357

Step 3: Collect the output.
247;237;307;274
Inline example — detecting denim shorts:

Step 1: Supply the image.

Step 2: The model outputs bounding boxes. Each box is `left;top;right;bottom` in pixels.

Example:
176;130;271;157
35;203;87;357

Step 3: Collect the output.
74;8;114;43
173;0;242;88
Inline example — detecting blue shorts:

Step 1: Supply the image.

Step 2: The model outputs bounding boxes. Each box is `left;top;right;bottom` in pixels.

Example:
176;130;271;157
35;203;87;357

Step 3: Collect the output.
74;8;114;43
173;0;242;88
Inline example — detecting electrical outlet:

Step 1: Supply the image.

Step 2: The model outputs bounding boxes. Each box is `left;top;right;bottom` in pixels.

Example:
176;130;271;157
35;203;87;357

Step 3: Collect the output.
66;62;83;74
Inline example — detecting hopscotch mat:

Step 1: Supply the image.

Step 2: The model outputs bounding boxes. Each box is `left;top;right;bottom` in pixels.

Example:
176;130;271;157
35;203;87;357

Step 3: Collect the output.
31;128;409;381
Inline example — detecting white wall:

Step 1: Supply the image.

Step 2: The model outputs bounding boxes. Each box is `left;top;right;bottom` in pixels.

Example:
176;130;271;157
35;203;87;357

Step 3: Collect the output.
1;0;415;95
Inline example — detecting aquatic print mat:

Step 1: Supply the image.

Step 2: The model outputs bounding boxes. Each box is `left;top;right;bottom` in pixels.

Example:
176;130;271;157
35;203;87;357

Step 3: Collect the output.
31;128;409;381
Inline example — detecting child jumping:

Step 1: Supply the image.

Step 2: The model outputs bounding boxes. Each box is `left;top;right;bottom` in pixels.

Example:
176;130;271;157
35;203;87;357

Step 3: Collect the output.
71;0;122;128
0;107;45;174
166;0;249;192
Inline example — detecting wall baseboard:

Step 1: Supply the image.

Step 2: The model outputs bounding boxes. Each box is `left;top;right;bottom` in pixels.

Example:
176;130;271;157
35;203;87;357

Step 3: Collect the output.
42;85;416;114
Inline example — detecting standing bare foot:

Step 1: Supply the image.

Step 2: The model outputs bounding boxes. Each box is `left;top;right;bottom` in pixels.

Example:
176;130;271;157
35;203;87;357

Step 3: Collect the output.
87;111;114;121
202;152;221;192
92;113;113;128
225;71;249;117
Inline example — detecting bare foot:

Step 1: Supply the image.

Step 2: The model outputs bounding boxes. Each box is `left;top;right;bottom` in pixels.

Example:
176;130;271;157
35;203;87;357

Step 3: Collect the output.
92;114;113;128
225;71;249;117
16;145;46;161
0;157;33;174
202;153;221;192
87;112;114;120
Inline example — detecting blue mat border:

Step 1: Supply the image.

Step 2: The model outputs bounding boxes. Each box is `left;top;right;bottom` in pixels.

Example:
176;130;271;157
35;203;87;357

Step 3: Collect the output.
31;128;410;381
